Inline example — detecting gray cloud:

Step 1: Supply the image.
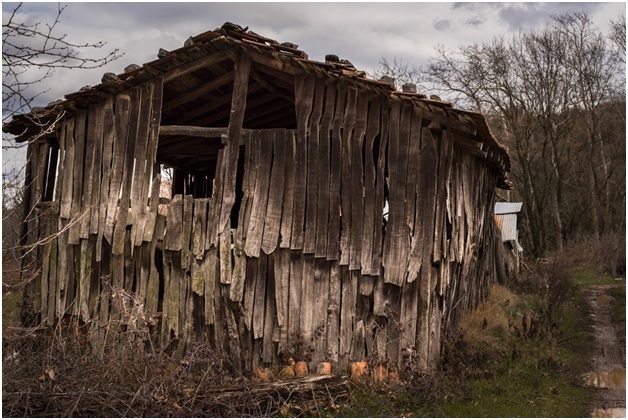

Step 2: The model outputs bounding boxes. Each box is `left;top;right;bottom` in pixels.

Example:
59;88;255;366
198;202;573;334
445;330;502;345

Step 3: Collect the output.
496;2;604;30
464;17;485;28
433;18;451;31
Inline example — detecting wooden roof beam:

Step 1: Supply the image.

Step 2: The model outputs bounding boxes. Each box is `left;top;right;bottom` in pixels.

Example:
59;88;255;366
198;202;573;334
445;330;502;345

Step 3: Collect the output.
159;125;251;145
161;48;233;83
250;68;294;103
194;88;278;127
162;72;234;111
177;83;264;125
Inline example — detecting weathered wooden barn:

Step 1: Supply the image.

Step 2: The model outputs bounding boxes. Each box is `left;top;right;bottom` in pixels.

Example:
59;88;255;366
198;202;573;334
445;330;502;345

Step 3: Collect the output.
4;23;510;374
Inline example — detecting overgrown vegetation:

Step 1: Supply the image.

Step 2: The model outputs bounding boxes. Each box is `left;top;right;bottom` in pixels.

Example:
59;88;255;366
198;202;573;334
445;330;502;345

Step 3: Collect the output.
333;237;624;417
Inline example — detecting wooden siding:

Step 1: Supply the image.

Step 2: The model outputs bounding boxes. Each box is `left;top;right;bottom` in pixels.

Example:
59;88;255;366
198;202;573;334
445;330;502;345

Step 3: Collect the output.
22;73;499;374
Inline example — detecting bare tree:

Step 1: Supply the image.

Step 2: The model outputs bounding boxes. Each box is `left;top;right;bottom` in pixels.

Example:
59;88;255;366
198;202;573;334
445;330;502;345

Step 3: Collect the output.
2;3;121;128
371;56;424;91
420;12;625;257
2;3;121;297
609;14;626;59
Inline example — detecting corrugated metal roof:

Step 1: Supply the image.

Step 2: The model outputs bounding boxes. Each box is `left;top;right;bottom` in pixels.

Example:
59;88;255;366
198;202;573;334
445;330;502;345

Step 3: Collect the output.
494;213;519;242
495;202;522;215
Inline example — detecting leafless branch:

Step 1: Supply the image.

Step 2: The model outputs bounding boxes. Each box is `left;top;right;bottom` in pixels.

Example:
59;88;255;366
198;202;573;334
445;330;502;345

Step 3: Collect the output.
2;2;122;124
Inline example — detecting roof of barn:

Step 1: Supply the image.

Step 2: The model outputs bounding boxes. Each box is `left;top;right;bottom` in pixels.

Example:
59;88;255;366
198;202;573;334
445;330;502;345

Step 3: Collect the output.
3;22;511;187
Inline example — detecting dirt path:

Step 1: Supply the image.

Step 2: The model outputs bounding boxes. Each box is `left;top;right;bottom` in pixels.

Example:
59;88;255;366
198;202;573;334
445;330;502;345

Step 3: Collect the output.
583;285;626;418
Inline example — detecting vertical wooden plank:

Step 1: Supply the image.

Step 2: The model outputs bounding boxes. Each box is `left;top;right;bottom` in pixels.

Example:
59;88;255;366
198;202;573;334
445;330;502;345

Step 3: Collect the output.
192;198;208;259
326;261;341;365
303;78;325;254
243;255;259;330
339;87;357;265
352;298;368;362
231;132;253;302
164;194;183;251
371;102;389;275
77;104;99;238
79;104;102;239
252;253;267;339
339;267;357;369
287;250;303;352
230;250;247;302
56;219;69;318
181;194;194;269
235;133;252;251
274;248;290;353
312;258;330;365
109;247;124;331
279;130;296;248
416;264;432;370
219;52;251;235
78;238;92;321
60;118;75;219
136;243;150;318
146;214;165;316
88;103;105;236
291;75;317;250
349;92;369;270
383;103;411;286
384;284;402;368
148;77;163;166
104;93;130;243
219;224;232;285
261;129;286;254
244;130;272;257
46;220;58;325
207;150;225;247
398;272;419;362
262;254;276;363
112;88;140;254
97;97;115;261
131;82;154;247
299;254;315;353
204;247;218;326
98;240;112;353
408;128;438;283
404;108;422;257
213;260;226;349
223;291;243;375
432;125;450;263
68;109;86;244
54;123;66;205
88;234;101;321
326;84;346;261
191;252;205;297
361;98;381;275
142;172;162;243
39;210;51;318
315;83;335;258
239;131;258;247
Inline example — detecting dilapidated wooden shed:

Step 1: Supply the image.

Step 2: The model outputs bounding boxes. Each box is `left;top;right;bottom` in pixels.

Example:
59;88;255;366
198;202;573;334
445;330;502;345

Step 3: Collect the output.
4;23;510;374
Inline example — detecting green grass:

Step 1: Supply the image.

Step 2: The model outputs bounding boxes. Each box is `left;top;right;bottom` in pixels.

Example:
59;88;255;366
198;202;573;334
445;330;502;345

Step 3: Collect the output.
571;265;620;286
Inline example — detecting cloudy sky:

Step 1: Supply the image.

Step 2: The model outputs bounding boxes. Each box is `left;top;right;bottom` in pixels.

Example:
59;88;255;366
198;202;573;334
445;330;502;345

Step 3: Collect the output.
2;1;626;169
3;1;626;106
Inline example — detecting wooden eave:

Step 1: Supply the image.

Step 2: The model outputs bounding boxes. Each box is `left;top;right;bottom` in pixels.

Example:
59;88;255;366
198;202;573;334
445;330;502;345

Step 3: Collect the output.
3;22;511;185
